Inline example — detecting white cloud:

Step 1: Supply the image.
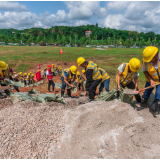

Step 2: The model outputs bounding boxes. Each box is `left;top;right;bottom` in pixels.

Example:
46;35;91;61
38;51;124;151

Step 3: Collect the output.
107;1;130;11
74;20;90;26
66;1;107;20
104;14;124;29
0;1;28;12
105;1;160;33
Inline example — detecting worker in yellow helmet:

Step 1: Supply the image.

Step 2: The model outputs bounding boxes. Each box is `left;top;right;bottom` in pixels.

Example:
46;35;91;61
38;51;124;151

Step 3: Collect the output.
26;73;30;85
0;61;19;94
76;71;85;91
61;65;77;97
43;66;47;78
98;67;110;94
116;58;141;103
51;64;55;76
23;73;27;85
31;74;35;84
58;66;62;74
77;57;102;101
14;72;21;82
138;46;160;115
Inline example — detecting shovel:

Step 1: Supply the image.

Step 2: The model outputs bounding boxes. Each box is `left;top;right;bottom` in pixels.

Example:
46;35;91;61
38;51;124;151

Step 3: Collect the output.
123;82;160;95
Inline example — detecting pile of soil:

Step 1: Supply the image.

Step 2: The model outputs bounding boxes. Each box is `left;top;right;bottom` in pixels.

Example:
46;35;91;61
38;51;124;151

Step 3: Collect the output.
50;100;160;159
1;90;160;158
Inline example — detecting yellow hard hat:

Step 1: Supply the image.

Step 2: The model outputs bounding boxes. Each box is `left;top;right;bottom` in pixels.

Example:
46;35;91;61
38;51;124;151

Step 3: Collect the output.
70;65;77;74
143;46;158;62
77;57;85;66
129;58;140;72
28;73;30;76
46;66;47;68
52;64;54;66
24;73;27;75
19;72;22;75
0;61;7;70
30;71;32;73
55;65;57;67
77;71;80;75
82;69;86;74
32;74;34;76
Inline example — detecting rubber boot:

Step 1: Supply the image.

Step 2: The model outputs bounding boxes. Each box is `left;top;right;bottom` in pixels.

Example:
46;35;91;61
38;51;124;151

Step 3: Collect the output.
61;89;65;98
67;89;71;97
155;99;160;115
137;97;148;111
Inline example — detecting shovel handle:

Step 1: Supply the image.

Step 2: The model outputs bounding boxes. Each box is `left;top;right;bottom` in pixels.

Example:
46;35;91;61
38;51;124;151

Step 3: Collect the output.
139;82;160;93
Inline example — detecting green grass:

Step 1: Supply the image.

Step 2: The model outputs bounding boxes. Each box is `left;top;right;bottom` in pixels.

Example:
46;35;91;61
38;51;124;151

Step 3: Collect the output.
0;46;146;89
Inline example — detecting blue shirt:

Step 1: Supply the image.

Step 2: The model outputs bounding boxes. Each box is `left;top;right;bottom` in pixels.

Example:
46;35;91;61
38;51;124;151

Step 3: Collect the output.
65;72;73;78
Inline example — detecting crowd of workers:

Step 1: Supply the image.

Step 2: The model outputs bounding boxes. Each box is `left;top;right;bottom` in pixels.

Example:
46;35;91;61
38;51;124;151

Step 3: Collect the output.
0;46;159;115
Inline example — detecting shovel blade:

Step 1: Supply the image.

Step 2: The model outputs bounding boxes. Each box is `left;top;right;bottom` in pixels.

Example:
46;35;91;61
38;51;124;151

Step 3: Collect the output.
123;89;138;95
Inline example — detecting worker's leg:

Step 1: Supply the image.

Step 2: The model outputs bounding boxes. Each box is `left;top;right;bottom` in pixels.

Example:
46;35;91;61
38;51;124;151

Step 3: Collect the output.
103;78;110;92
48;80;51;91
137;82;153;111
61;77;66;97
67;81;71;97
99;82;104;94
78;83;81;90
89;79;102;100
75;81;77;88
154;84;160;115
81;82;84;91
24;80;26;86
126;81;141;103
50;80;55;92
142;82;154;99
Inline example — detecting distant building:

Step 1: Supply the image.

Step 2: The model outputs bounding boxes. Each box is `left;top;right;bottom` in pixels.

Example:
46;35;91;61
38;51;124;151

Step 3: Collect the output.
85;31;92;38
12;32;15;34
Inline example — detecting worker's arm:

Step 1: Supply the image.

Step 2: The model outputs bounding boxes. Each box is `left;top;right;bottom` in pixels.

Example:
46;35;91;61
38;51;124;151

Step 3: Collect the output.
143;71;155;87
71;74;76;84
117;71;122;91
134;76;138;91
85;69;93;91
64;76;74;88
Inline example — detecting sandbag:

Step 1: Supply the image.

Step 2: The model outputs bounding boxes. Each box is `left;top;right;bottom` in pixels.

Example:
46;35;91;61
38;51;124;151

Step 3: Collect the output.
55;83;62;89
95;87;133;105
3;79;24;87
10;89;64;104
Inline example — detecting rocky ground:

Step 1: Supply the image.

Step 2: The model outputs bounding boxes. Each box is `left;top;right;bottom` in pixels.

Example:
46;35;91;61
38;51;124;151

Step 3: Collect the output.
0;96;160;159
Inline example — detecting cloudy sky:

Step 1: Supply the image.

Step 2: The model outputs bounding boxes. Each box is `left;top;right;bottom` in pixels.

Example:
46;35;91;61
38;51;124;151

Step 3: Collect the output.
0;1;160;33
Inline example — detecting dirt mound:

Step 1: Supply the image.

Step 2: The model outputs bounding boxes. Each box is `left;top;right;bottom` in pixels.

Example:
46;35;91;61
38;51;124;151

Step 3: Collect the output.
1;97;160;158
50;100;160;159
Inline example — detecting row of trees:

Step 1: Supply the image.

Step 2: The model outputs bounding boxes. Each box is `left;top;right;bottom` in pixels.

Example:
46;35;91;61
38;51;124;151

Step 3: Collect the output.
0;24;159;47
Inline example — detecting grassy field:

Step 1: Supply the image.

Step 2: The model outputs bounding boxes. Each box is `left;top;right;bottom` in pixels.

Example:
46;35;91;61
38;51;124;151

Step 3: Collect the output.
0;45;146;89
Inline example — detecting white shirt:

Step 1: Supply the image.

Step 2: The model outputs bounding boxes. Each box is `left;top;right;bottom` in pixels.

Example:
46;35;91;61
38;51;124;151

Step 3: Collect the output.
118;63;139;77
46;70;49;76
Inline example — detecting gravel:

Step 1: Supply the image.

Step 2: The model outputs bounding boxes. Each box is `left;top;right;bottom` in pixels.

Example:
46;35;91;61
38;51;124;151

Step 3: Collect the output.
0;100;66;159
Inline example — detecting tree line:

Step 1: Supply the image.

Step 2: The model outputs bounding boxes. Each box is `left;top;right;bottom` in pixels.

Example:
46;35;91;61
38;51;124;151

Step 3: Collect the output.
0;24;159;47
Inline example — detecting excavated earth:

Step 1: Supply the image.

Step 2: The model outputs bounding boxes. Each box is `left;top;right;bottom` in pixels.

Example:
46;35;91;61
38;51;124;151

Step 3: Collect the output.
0;96;160;159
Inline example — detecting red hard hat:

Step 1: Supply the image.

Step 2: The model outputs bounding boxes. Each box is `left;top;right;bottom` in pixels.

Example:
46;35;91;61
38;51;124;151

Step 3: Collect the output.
48;65;52;68
38;64;40;65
